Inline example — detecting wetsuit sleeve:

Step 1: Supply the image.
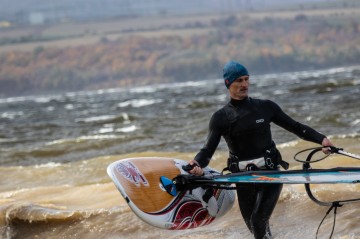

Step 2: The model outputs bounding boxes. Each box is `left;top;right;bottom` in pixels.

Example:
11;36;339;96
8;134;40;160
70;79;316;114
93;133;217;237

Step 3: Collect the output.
269;101;326;144
194;110;226;168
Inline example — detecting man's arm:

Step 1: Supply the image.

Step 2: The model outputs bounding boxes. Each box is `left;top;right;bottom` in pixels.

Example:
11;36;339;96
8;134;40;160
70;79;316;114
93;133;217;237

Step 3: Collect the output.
269;100;326;144
188;110;226;175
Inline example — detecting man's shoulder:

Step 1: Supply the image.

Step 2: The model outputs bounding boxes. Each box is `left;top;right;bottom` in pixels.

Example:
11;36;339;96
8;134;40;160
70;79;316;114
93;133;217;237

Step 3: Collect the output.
216;102;238;123
208;105;231;130
210;103;234;123
214;105;229;117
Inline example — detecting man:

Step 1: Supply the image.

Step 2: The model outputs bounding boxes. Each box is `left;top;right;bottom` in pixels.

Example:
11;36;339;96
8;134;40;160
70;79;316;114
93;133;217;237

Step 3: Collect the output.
188;61;333;239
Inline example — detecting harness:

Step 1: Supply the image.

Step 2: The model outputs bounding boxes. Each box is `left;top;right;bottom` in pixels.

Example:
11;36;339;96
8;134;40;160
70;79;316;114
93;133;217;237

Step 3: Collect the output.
225;145;288;172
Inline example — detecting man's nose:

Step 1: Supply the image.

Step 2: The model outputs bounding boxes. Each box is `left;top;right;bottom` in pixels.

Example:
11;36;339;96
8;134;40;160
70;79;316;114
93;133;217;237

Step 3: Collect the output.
240;81;247;87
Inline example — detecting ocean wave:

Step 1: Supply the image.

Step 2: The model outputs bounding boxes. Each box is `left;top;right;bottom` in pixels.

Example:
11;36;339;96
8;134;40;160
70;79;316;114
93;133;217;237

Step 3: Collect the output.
1;203;92;224
115;125;137;133
117;99;163;108
0;111;24;120
46;135;127;148
0;138;19;144
0;94;66;105
0;203;118;239
127;79;216;94
34;162;62;168
75;115;120;123
333;133;360;139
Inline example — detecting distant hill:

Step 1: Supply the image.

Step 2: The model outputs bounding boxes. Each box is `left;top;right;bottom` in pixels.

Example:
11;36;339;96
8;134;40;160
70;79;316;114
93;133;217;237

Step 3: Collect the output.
0;0;356;26
0;12;359;97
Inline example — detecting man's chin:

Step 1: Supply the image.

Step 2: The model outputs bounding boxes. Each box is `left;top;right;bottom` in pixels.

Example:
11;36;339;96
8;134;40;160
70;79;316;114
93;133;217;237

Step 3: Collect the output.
238;91;248;97
235;94;248;100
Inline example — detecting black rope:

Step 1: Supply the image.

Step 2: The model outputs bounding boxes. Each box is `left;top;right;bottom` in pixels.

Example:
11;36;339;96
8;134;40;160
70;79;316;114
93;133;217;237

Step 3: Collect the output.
331;205;338;239
293;147;330;164
315;202;342;239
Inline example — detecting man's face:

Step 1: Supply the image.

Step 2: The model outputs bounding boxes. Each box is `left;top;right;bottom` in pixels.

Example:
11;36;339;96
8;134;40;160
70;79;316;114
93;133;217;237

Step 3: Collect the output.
228;75;249;100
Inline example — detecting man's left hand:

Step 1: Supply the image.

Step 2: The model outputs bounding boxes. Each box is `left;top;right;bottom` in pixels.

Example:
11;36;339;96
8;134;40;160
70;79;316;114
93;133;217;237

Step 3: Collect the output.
321;137;334;154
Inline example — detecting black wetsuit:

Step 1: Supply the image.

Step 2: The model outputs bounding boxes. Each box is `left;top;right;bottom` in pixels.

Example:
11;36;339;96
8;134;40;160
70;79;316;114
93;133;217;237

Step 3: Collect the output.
194;97;325;239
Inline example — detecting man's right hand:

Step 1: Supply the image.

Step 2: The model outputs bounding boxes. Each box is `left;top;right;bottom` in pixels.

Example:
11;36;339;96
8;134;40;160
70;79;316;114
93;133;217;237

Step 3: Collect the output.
187;160;204;176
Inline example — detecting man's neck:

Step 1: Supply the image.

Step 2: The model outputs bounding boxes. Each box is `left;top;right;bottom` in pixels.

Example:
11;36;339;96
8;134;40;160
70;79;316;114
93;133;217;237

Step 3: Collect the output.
230;97;249;107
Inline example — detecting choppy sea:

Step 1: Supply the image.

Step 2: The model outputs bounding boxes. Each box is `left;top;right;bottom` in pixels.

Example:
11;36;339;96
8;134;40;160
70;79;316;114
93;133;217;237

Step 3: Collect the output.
0;66;360;239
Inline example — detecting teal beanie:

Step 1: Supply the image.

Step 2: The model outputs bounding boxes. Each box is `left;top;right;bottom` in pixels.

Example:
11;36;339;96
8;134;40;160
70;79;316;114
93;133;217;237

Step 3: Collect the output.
223;61;249;88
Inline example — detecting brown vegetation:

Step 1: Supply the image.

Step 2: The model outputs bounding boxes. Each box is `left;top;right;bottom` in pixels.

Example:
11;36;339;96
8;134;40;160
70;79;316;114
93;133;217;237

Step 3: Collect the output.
0;14;359;96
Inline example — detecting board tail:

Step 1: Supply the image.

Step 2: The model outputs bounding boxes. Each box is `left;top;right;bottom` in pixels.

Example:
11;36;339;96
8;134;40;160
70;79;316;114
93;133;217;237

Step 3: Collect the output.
107;157;235;230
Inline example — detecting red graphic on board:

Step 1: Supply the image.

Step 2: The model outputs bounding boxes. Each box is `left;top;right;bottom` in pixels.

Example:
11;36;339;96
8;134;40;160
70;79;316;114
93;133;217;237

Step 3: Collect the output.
117;161;149;186
170;201;214;230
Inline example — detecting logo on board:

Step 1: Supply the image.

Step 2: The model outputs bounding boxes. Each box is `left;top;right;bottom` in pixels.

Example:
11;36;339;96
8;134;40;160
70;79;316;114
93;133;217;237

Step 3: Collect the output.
116;161;149;186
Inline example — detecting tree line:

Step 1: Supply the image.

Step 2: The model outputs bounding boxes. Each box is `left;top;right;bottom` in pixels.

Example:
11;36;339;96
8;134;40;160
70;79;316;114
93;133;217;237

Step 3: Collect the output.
0;15;359;96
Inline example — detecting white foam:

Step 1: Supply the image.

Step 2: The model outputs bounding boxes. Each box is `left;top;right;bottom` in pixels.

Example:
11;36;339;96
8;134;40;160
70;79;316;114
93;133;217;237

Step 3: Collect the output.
118;99;163;108
46;134;124;145
75;115;117;123
116;125;137;133
1;111;24;119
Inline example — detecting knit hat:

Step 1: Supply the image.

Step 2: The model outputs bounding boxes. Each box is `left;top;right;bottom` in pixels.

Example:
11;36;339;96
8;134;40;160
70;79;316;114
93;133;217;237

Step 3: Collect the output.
223;61;249;88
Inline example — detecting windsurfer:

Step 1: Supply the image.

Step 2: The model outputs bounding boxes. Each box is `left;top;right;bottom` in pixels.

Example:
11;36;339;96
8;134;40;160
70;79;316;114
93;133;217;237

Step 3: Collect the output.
188;61;334;239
